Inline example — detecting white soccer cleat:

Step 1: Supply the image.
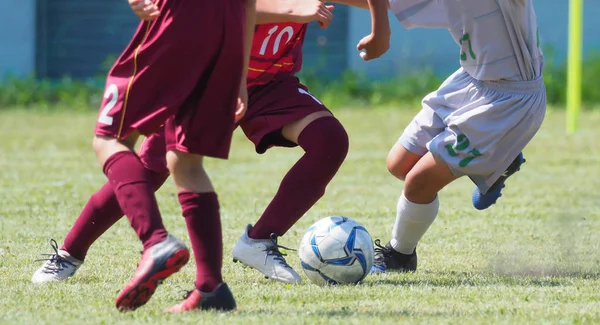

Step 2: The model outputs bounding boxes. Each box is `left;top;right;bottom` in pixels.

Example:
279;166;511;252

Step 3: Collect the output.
32;239;83;284
232;225;302;284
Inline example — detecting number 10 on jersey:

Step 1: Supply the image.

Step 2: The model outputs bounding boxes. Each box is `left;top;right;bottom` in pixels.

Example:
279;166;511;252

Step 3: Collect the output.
259;25;295;56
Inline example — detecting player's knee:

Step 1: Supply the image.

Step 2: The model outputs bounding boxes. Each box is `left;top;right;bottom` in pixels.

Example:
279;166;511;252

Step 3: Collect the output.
386;145;420;181
403;171;437;204
92;135;139;166
167;151;202;174
324;119;349;166
387;158;408;181
167;151;213;192
303;117;349;167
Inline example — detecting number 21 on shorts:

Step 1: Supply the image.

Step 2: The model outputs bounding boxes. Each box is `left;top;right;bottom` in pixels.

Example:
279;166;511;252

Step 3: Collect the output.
98;84;119;126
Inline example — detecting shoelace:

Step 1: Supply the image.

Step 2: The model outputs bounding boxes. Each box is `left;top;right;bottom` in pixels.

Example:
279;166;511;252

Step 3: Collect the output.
263;233;295;268
35;239;74;274
373;239;393;263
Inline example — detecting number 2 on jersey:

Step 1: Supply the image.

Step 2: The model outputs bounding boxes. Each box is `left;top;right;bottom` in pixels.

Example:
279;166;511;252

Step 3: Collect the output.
98;84;118;126
259;25;295;56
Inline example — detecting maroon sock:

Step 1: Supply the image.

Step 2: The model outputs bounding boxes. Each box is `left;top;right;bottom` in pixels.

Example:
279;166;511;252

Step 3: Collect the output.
249;117;349;239
179;191;223;293
61;170;169;261
103;151;168;250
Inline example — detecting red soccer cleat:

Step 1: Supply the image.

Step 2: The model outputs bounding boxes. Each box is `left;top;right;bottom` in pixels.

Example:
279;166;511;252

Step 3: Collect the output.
166;283;237;313
115;235;190;311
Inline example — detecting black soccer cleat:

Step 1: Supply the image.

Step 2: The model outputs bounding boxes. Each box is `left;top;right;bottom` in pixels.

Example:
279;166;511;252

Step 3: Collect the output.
166;283;237;313
370;239;417;273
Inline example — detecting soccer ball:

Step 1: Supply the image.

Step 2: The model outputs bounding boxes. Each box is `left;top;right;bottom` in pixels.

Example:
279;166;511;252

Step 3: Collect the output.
298;216;374;285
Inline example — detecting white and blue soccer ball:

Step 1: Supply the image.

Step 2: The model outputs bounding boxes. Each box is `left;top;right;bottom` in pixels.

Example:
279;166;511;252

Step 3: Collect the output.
298;216;374;285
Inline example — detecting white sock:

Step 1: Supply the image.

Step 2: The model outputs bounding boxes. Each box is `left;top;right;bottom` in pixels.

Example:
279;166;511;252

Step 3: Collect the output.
389;192;439;255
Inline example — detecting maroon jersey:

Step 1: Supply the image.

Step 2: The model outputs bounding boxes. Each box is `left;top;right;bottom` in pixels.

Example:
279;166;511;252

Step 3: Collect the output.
247;23;307;87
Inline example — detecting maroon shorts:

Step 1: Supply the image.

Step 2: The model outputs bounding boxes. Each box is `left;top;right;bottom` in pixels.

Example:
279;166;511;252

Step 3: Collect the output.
242;76;329;153
94;0;244;159
139;76;329;173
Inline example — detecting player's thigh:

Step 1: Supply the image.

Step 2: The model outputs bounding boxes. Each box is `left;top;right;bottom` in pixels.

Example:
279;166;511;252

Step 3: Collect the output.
165;149;214;193
241;79;330;152
281;111;333;144
276;81;332;144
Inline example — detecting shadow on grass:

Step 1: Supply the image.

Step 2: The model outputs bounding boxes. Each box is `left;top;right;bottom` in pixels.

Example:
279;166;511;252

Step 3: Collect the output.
364;270;600;288
233;309;452;318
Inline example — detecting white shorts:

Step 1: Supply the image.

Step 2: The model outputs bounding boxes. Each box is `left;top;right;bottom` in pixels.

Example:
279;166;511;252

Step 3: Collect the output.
399;68;546;194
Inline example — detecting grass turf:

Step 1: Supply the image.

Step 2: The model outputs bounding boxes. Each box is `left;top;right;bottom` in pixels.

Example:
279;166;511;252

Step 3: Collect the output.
1;109;600;324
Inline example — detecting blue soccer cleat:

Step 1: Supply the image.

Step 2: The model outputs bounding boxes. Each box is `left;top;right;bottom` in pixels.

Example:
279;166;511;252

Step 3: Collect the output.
472;152;526;210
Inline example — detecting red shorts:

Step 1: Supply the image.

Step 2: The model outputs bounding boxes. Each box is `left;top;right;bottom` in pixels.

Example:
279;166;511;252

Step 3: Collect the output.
94;0;244;159
139;76;328;173
242;76;329;153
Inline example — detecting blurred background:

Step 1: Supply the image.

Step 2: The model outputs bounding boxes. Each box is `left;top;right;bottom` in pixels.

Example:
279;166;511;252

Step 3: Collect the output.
0;0;598;108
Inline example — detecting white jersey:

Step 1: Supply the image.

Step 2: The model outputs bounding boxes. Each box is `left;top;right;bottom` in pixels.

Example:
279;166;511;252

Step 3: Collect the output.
389;0;544;81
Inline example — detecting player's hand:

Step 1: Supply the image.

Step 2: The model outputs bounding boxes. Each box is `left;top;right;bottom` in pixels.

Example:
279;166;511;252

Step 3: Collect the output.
356;31;390;61
129;0;160;21
292;0;334;28
235;82;248;124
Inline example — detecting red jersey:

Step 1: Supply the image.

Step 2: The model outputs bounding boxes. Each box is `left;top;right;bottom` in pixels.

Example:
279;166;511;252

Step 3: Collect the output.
248;23;307;87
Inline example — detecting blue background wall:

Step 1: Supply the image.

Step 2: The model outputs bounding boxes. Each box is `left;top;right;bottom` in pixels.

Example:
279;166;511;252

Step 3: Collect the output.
1;0;599;80
346;0;600;78
0;0;36;78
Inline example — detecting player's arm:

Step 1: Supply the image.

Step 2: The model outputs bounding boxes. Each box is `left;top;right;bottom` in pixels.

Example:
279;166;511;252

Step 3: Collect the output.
257;0;333;27
327;0;369;10
236;0;257;123
356;0;391;60
243;0;257;79
128;0;160;21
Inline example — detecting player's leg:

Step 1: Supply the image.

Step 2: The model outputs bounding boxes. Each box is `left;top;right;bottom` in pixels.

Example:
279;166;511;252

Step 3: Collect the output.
99;134;186;311
163;109;239;313
89;3;242;308
32;134;170;284
373;151;457;273
166;0;245;311
371;101;446;273
165;149;237;312
232;80;348;283
252;111;348;239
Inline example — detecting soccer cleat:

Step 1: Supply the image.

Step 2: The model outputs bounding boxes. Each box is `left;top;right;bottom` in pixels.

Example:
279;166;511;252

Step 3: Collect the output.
232;224;302;284
32;239;83;284
166;283;236;313
472;152;526;210
115;234;190;311
370;239;417;274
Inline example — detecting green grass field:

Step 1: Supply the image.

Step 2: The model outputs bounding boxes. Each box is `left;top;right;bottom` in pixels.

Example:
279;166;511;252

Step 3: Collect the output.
1;109;600;324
